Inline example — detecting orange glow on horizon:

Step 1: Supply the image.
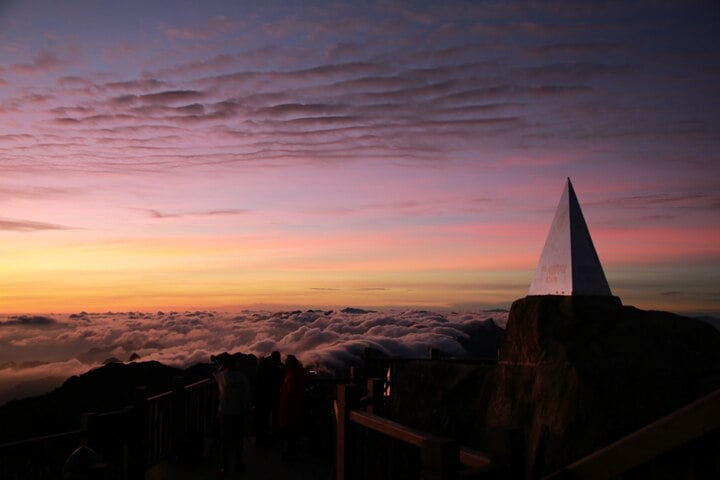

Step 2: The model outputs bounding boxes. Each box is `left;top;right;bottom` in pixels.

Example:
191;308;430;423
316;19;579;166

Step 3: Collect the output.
2;220;718;314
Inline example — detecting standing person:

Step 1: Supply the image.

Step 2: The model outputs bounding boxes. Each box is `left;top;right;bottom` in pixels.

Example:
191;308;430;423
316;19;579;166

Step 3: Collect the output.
278;354;307;461
255;351;285;444
214;354;252;474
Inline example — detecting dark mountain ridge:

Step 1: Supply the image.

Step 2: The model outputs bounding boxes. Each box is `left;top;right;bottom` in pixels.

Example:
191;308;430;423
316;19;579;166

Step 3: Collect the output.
0;361;212;444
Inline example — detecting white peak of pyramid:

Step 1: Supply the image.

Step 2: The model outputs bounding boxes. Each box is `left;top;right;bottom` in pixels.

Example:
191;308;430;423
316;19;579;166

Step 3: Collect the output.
529;178;612;296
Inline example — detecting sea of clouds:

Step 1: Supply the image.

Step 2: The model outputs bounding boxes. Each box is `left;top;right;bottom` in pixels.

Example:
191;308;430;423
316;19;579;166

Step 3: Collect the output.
0;309;507;404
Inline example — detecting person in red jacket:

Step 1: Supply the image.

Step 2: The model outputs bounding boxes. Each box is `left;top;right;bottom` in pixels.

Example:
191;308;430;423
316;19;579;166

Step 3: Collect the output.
278;354;307;460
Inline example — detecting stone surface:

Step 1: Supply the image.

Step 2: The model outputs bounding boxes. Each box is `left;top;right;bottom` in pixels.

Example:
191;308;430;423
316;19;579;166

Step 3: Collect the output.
484;295;720;478
384;360;494;442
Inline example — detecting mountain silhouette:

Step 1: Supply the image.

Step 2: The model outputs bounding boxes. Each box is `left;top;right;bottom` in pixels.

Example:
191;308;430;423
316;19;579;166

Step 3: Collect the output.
0;360;212;443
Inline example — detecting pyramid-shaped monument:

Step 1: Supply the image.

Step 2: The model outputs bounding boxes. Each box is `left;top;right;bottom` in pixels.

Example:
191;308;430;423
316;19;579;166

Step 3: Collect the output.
529;178;612;296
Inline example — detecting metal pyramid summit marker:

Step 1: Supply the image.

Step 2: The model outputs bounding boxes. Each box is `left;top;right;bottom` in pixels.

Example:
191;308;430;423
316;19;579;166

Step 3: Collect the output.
529;178;612;296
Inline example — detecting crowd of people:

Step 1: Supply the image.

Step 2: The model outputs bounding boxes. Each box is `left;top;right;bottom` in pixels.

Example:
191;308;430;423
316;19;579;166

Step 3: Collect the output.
211;350;308;474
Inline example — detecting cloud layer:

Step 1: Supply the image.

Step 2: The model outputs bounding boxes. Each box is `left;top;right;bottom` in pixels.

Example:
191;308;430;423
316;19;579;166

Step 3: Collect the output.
0;309;507;404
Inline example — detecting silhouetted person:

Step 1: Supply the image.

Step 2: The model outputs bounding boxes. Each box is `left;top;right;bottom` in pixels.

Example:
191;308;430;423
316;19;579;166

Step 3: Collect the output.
255;350;285;444
278;354;307;461
214;354;252;474
243;353;259;385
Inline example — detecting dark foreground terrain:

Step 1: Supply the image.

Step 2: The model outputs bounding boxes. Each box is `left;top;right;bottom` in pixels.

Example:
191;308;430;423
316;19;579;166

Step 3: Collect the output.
377;296;720;478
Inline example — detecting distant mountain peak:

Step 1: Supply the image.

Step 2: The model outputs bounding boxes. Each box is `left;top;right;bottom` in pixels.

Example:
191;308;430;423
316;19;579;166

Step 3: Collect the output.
341;307;376;314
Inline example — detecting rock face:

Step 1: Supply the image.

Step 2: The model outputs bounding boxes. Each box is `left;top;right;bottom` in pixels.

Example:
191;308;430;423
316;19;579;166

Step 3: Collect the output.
483;295;720;478
384;360;495;443
368;318;505;444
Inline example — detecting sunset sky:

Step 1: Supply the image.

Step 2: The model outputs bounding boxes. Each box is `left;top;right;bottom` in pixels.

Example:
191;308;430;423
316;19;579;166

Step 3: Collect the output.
0;1;718;315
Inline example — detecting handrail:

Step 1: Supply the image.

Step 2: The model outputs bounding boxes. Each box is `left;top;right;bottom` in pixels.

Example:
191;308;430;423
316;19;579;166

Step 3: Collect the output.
0;375;218;480
459;447;492;469
97;407;131;418
337;382;495;480
544;387;720;479
146;390;174;402
349;410;427;447
0;379;216;444
184;378;213;390
0;429;82;449
146;377;212;401
348;409;492;469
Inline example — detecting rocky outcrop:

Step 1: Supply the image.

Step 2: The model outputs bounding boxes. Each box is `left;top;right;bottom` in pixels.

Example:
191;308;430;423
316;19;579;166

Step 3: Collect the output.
384;360;494;442
483;295;720;478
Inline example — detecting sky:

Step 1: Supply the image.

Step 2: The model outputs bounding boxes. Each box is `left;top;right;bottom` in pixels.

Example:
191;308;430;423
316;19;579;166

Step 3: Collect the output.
0;0;719;315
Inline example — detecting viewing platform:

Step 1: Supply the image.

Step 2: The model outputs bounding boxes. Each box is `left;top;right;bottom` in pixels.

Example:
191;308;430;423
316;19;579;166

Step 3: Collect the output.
1;357;718;479
146;439;333;480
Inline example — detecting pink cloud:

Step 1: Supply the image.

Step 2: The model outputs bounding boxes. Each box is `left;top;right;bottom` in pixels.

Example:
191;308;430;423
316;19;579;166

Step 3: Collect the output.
596;226;720;266
158;16;241;41
9;49;68;75
154;53;240;78
102;41;143;63
0;218;73;232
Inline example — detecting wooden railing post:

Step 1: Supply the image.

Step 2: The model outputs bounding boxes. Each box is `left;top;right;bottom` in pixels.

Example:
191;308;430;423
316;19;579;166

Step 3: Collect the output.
80;412;97;446
128;386;147;480
203;379;217;447
350;366;362;385
421;437;458;480
115;406;133;480
171;375;186;456
336;383;361;480
366;378;384;415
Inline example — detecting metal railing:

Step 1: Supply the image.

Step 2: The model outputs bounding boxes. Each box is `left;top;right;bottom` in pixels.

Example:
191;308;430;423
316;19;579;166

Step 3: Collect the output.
0;377;217;479
0;429;83;480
